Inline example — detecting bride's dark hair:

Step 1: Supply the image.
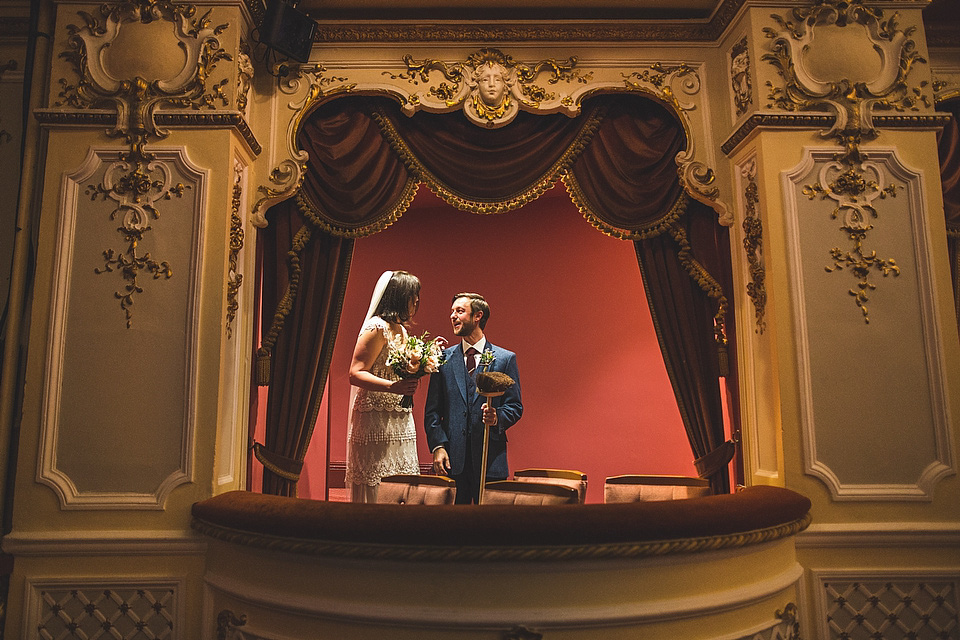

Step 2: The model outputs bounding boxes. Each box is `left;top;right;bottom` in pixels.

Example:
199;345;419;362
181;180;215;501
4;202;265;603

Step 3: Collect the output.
374;270;420;323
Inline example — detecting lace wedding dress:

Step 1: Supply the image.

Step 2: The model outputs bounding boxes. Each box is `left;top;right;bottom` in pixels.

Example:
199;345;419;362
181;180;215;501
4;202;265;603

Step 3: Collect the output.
344;316;420;489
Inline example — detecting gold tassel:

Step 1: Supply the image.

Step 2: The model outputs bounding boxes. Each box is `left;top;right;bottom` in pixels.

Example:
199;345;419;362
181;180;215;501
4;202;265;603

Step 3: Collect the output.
256;350;271;386
717;344;729;378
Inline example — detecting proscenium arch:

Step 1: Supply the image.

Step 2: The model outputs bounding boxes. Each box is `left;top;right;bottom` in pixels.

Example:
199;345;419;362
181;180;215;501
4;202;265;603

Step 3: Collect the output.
253;90;738;497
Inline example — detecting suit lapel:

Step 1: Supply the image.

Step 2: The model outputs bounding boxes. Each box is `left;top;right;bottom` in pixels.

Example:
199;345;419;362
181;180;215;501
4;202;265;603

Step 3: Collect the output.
450;344;468;403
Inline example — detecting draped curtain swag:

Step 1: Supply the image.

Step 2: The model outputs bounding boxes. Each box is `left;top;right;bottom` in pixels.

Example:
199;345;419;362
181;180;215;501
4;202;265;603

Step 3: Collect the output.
255;94;735;496
938;98;960;329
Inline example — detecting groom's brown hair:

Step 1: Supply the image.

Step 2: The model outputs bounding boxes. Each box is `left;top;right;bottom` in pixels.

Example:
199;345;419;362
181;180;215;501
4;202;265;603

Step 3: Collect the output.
452;292;489;329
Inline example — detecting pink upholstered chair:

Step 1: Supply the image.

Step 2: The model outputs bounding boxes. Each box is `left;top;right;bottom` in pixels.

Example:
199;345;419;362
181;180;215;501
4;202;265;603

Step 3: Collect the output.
512;468;588;504
377;474;457;505
481;480;580;505
603;474;711;503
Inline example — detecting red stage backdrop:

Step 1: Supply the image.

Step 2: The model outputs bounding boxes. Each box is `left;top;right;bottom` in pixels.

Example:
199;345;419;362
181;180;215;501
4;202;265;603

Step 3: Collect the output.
271;185;705;503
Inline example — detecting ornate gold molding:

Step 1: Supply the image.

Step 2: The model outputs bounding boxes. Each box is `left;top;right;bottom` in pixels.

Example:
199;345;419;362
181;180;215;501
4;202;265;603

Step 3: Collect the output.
721;112;950;157
36;109;263;156
803;161;901;323
56;0;233;144
226;167;244;339
53;1;233;325
250;63;352;228
740;159;766;334
763;1;929;142
731;37;753;118
301;0;750;43
192;511;811;562
762;0;928;323
776;603;801;640
387;48;592;128
89;153;189;328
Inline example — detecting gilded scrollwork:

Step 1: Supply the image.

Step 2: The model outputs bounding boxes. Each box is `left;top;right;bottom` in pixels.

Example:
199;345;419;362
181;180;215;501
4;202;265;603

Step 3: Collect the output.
56;0;233;142
762;0;924;322
762;0;929;144
620;61;730;224
622;62;700;112
236;42;254;116
775;602;801;640
740;159;766;334
730;37;752;117
54;1;232;324
802;159;901;323
226;166;244;338
89;151;190;327
249;63;351;228
387;48;591;128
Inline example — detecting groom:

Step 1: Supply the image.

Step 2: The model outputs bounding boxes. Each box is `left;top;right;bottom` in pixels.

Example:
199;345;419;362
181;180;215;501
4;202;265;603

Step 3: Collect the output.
424;292;523;504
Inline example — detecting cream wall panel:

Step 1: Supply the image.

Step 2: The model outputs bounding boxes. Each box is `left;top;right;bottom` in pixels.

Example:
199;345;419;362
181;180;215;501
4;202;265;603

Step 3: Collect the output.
781;147;953;500
38;146;206;509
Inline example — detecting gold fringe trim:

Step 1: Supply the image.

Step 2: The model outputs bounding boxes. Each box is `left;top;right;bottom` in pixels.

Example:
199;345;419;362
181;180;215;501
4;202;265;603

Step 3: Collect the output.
191;512;812;563
295;180;420;239
369;103;607;215
668;220;729;377
566;181;688;240
256;223;313;386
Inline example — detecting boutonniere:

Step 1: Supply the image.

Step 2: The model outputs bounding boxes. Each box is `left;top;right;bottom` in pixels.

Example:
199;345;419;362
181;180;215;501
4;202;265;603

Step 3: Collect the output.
479;350;495;369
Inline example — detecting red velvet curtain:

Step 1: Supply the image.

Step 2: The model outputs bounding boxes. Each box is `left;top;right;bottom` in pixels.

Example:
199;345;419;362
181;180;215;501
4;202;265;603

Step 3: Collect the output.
255;94;735;495
938;99;960;330
255;198;354;495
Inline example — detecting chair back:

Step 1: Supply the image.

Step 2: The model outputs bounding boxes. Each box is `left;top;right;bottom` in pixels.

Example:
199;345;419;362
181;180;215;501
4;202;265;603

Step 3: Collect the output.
377;474;457;505
513;468;588;503
481;480;580;505
603;474;711;503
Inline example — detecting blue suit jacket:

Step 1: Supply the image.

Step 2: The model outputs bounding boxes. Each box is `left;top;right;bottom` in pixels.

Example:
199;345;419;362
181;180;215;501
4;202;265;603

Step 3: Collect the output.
423;342;522;480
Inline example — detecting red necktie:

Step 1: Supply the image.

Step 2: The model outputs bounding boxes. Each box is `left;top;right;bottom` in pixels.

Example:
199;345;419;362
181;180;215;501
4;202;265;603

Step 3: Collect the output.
465;347;478;375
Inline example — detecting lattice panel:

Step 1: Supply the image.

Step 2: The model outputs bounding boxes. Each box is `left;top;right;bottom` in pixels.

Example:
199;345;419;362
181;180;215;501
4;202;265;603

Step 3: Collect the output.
824;580;959;639
37;587;175;640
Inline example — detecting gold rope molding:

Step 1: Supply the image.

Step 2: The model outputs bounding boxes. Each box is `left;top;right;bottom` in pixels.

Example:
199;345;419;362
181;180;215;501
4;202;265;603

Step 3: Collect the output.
191;511;811;563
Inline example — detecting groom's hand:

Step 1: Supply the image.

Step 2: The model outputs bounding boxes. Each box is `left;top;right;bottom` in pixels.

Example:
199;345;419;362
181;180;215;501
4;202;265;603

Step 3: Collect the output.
432;448;451;475
482;403;498;426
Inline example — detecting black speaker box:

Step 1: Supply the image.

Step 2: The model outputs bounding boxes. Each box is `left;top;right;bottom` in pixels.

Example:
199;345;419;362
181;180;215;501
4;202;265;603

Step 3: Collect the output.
261;1;316;63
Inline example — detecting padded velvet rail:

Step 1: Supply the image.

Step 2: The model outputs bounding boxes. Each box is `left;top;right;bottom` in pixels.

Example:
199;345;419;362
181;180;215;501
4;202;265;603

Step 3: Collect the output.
191;486;810;553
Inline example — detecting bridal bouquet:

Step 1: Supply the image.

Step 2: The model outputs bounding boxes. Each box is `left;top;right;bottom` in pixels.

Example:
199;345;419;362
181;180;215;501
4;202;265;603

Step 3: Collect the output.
386;332;447;408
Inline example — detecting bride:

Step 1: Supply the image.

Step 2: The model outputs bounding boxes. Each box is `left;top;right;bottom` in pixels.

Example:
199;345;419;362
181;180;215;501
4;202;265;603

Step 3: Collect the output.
345;270;423;503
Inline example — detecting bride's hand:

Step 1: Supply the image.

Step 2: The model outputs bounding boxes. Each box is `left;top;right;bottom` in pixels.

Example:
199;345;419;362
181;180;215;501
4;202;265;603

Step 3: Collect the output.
390;377;419;395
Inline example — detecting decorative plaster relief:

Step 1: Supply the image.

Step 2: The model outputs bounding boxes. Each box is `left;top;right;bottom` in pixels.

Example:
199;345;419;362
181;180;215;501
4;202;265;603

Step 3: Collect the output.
810;569;960;640
730;36;753;119
226;163;244;339
56;0;233;142
732;603;801;640
29;578;183;640
763;0;929;141
40;146;205;509
252;47;730;227
783;148;954;500
740;157;766;334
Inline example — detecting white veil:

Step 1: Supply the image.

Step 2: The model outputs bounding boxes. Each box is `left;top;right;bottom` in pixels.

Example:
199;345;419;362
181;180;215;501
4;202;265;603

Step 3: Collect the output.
364;270;394;325
345;271;393;499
